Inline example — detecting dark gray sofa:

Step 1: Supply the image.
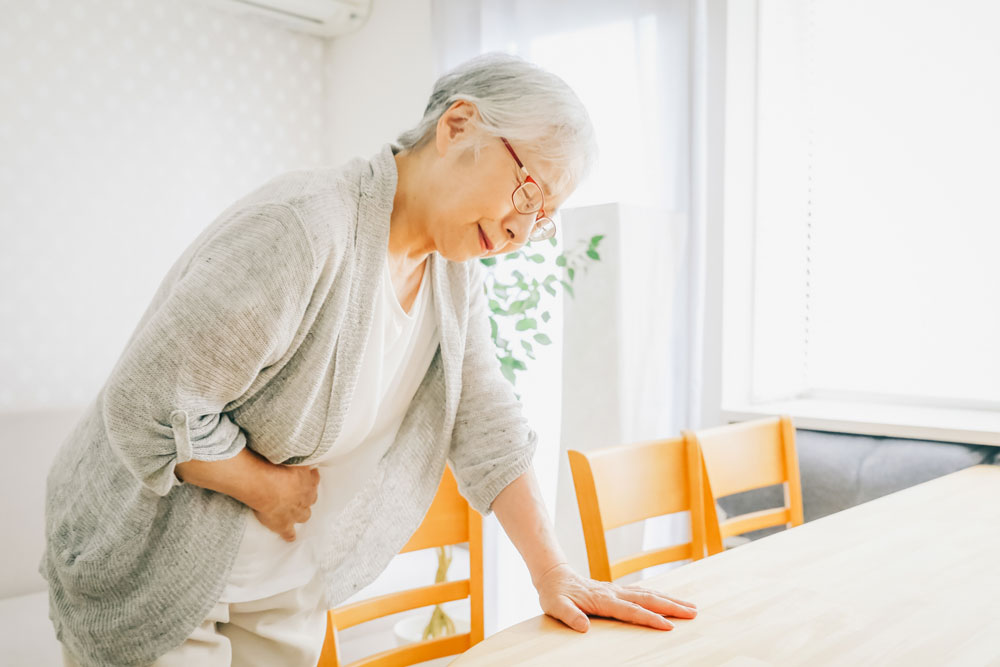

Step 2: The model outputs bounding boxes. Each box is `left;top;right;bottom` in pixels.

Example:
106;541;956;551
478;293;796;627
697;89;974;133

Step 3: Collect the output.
717;430;999;540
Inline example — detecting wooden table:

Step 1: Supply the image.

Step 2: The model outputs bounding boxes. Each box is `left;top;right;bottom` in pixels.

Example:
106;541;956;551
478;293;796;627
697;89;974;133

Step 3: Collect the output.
453;465;1000;666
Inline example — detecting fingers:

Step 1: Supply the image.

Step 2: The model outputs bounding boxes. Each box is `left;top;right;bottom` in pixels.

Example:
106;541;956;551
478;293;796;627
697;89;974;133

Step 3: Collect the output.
659;593;697;610
611;599;675;631
579;590;674;631
618;587;698;619
667;596;697;610
622;584;698;609
547;595;590;633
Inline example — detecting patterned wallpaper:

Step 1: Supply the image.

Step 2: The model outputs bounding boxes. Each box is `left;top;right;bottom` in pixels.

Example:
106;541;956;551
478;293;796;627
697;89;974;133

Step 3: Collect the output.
0;0;329;410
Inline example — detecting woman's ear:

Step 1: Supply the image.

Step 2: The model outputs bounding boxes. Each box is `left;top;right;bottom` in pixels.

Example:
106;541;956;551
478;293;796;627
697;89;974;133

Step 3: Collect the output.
435;100;479;156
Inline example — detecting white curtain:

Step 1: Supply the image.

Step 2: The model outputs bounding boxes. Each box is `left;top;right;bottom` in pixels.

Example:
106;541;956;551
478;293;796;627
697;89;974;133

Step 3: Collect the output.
431;0;710;631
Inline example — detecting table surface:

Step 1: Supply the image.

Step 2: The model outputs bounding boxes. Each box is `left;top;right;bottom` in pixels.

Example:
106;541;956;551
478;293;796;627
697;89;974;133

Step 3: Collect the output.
452;464;1000;666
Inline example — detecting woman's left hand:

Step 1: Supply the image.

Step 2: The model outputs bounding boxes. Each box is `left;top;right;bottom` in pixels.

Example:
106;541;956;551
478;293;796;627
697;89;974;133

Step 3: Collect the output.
534;563;698;633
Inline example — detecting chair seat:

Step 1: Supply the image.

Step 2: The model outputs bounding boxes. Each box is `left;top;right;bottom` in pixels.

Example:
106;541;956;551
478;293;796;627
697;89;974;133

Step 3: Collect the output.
0;589;63;666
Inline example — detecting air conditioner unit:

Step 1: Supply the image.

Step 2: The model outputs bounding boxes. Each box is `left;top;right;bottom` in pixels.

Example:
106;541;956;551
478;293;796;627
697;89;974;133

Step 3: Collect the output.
202;0;371;38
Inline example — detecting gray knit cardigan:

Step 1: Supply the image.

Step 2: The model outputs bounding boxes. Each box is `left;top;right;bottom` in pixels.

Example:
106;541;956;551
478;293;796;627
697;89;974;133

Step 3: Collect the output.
41;143;537;667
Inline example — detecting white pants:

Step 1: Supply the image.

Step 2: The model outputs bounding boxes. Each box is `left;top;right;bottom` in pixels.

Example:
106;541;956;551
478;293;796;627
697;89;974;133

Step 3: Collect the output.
60;573;328;667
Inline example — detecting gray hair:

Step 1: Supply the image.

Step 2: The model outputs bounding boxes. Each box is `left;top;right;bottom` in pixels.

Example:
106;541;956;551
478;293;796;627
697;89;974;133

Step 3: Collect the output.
397;52;598;198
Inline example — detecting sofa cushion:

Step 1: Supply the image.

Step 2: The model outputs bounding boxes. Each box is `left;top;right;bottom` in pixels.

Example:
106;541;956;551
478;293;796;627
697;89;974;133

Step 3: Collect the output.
717;430;994;539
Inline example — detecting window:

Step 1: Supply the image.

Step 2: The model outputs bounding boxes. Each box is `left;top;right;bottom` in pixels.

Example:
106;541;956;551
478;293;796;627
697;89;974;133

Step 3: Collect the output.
721;0;1000;444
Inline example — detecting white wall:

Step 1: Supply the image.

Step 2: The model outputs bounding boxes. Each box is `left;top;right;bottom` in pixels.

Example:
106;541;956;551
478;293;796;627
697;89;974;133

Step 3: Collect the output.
0;0;329;413
323;0;435;164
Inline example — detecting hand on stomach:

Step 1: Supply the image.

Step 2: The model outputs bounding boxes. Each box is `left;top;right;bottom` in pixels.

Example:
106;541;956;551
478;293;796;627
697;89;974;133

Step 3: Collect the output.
252;465;320;542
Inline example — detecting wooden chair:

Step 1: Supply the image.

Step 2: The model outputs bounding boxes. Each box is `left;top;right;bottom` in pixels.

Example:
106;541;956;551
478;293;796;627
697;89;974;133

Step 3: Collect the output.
317;466;483;667
683;415;804;557
567;436;708;582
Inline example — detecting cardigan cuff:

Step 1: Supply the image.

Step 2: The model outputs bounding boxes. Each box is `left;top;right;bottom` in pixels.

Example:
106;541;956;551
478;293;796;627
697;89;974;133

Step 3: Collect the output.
167;409;193;490
465;430;538;516
169;410;194;463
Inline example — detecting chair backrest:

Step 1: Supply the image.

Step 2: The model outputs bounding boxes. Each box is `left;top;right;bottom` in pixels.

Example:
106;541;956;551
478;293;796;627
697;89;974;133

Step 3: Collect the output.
317;466;483;667
567;436;707;582
683;415;804;556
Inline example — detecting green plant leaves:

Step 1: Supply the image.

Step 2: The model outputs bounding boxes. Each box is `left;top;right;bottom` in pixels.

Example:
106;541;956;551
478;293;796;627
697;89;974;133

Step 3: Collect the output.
499;362;516;384
481;233;604;386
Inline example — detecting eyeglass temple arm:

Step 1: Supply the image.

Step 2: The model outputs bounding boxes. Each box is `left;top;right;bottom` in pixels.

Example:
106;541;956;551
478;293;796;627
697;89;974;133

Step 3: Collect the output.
500;137;532;178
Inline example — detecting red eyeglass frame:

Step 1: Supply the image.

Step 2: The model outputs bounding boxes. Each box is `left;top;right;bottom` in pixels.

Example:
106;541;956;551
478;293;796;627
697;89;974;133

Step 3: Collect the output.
500;137;549;224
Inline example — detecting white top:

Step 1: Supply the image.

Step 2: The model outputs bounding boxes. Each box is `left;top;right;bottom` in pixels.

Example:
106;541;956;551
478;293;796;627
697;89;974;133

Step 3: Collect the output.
220;256;438;603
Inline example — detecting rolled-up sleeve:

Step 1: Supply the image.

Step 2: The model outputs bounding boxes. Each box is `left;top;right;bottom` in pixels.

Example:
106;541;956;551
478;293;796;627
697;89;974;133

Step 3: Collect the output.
448;261;538;516
101;202;320;497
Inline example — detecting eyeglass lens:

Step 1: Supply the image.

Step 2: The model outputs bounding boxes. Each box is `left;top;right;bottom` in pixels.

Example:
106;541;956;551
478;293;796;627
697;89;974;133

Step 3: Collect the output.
513;181;544;214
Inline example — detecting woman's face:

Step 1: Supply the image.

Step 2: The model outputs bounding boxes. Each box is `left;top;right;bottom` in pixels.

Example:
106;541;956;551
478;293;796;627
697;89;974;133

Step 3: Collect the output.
423;103;570;263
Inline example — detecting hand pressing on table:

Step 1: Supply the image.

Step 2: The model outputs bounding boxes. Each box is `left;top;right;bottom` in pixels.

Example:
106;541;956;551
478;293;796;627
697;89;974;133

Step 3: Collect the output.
534;563;698;632
491;471;698;634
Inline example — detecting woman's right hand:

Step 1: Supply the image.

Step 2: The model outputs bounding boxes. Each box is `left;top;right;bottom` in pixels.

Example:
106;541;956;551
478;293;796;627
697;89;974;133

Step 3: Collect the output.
252;465;320;542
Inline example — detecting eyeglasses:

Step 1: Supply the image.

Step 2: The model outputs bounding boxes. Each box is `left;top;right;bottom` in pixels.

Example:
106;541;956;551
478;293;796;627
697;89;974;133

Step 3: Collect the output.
500;137;557;243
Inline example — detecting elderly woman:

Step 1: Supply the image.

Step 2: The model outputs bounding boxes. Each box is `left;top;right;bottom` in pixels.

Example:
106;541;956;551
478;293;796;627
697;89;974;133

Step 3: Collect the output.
44;53;697;666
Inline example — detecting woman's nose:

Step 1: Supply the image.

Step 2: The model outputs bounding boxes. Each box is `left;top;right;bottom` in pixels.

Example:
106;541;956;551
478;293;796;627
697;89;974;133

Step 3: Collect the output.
502;210;536;245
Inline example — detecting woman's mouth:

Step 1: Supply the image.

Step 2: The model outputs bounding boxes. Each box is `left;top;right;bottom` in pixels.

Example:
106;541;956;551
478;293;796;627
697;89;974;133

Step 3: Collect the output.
478;224;494;253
